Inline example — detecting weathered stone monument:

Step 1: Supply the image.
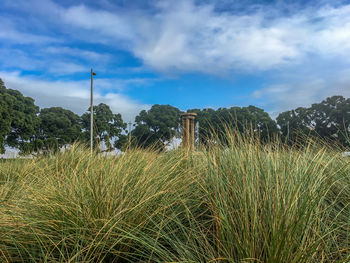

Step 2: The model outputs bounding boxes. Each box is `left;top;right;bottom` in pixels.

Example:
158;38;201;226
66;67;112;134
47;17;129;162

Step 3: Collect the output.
181;113;197;151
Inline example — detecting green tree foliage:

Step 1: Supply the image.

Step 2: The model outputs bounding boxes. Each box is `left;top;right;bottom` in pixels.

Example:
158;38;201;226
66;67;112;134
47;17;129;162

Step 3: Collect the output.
38;107;82;149
277;96;350;146
2;77;350;153
81;103;126;151
130;104;181;149
0;79;12;153
113;134;138;151
276;107;314;144
310;96;350;145
189;105;278;145
0;79;40;153
20;139;44;154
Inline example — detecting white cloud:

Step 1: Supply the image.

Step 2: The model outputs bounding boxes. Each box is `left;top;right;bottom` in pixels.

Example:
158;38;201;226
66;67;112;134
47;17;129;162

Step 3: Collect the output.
0;48;45;70
4;0;350;74
0;47;91;75
2;0;350;117
0;27;58;44
56;1;350;73
45;47;110;62
0;71;149;122
2;0;62;18
62;5;134;42
47;61;88;75
253;68;350;116
0;46;108;76
3;0;350;74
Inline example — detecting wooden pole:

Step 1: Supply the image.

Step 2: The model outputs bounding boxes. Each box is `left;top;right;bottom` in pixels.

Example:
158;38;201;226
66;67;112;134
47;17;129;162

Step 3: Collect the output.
90;69;93;153
90;69;96;153
128;122;132;144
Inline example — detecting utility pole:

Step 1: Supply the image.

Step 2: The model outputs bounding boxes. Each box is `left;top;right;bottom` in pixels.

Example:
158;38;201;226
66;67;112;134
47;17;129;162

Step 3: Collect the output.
128;122;132;144
90;68;96;153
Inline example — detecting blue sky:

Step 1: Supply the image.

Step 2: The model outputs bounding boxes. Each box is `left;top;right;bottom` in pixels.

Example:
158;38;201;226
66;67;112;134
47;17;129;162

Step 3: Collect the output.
1;0;350;122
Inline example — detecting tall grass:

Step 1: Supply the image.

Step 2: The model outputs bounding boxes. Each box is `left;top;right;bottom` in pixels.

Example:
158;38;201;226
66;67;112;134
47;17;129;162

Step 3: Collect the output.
0;133;349;262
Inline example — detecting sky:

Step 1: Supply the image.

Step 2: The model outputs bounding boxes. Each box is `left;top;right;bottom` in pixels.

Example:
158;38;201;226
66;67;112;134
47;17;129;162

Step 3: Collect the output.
1;0;350;122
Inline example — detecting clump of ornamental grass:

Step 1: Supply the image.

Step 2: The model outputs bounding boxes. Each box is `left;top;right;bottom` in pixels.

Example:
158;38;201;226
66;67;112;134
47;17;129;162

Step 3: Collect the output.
0;132;349;262
202;131;350;262
0;145;214;262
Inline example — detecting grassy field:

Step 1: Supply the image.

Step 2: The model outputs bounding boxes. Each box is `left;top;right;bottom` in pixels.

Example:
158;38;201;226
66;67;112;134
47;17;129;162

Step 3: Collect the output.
0;134;349;262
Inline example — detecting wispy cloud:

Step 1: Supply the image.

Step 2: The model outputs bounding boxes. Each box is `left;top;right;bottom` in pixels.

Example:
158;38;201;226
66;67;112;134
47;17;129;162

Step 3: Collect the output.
0;71;150;121
1;0;350;116
4;0;350;74
0;27;58;44
45;47;110;62
46;62;88;75
56;1;350;73
253;68;350;116
0;47;90;75
3;0;350;74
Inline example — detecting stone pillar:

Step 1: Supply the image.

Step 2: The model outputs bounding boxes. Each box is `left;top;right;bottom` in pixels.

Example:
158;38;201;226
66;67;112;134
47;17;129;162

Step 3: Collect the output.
181;113;197;151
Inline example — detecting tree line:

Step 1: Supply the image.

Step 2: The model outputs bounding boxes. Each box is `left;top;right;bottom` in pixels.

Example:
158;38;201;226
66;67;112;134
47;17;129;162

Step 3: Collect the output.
1;78;349;154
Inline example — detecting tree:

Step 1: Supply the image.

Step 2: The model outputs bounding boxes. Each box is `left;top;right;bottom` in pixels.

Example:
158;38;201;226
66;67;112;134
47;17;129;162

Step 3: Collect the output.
130;104;181;149
113;134;138;151
276;107;314;144
186;108;217;145
81;103;126;151
38;107;82;149
309;96;350;145
188;105;278;145
0;79;12;153
0;79;40;153
277;96;350;147
230;106;278;140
